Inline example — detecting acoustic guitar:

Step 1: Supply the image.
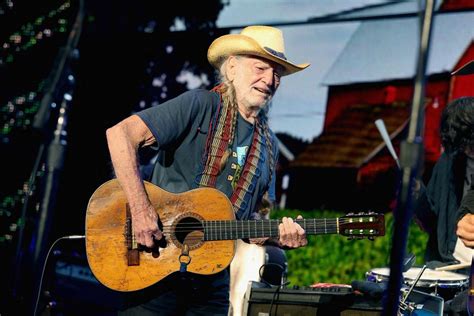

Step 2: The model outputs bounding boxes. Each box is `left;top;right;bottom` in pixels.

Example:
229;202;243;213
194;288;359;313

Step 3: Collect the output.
85;179;385;292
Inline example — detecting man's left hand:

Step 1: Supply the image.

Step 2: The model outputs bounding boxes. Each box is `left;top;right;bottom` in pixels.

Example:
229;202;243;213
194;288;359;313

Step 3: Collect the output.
279;215;308;249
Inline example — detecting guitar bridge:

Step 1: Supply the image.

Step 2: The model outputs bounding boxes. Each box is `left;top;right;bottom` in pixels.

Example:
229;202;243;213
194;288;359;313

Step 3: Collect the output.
125;203;140;266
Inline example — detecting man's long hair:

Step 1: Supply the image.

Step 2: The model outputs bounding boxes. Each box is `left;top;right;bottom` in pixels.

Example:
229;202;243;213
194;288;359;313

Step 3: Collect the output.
440;96;474;154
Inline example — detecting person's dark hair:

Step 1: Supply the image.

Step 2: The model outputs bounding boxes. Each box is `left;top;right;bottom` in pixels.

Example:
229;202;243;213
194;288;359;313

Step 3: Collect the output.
440;96;474;153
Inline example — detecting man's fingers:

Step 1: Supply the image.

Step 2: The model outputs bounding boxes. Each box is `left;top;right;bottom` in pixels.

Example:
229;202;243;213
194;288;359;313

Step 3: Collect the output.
278;216;307;248
143;234;154;248
460;238;474;248
154;230;163;240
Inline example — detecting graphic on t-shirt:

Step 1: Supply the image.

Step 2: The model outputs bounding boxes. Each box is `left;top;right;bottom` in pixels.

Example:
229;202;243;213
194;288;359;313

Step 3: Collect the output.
236;146;249;166
231;146;249;189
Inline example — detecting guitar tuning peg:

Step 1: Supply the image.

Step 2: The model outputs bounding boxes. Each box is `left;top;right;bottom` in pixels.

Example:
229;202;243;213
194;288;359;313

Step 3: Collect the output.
368;236;375;241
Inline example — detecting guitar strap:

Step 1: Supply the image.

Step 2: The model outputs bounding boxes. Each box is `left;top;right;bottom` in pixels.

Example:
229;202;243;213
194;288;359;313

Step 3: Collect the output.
196;84;268;216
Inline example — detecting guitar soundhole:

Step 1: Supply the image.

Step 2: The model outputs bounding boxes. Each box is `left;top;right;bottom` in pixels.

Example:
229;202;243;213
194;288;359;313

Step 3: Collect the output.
173;216;204;250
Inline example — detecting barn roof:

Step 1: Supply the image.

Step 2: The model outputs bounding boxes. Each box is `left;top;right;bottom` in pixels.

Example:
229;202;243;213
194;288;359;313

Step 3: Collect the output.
291;102;410;168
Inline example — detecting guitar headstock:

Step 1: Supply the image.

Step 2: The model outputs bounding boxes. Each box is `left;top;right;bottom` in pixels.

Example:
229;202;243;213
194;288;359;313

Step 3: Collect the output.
339;212;385;240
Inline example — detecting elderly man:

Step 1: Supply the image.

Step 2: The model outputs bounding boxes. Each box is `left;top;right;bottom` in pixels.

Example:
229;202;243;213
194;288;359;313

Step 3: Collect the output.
106;25;310;315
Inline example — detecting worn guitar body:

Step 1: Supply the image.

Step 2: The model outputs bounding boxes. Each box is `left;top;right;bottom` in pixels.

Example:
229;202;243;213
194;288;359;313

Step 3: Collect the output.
86;179;236;292
85;179;385;292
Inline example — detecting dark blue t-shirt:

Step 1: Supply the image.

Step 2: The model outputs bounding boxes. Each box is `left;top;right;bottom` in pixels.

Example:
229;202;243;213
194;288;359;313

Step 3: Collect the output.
136;88;277;220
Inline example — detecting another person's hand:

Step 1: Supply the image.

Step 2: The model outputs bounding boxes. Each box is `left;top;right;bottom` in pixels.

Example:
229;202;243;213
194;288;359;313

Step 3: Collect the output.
457;213;474;248
132;204;163;248
278;215;307;248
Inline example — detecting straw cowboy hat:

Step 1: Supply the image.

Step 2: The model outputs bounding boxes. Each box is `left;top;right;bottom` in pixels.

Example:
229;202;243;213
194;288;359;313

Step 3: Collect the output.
207;25;310;76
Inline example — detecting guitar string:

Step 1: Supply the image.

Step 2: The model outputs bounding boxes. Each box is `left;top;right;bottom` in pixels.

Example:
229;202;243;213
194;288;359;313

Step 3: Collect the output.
128;220;379;242
157;220;377;231
157;219;376;229
160;224;376;234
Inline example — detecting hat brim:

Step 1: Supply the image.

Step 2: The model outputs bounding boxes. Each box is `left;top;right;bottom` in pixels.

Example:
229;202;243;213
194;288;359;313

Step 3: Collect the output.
452;60;474;76
208;34;310;76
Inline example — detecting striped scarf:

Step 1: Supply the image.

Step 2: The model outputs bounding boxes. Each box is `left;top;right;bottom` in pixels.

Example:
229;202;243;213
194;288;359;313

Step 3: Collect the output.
196;86;267;215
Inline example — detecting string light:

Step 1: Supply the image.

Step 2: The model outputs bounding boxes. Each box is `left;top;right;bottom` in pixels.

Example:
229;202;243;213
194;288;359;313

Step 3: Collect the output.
0;166;45;244
0;1;72;66
0;81;45;142
1;0;74;244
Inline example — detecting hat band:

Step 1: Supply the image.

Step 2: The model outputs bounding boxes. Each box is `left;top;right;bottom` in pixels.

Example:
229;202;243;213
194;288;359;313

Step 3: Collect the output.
264;47;287;61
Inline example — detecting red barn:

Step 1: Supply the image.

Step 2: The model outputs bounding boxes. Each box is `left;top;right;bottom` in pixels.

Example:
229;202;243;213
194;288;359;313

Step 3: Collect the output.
287;2;474;212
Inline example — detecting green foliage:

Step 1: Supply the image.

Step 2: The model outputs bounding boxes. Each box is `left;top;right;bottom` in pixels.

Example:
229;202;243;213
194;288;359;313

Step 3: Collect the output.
271;209;428;286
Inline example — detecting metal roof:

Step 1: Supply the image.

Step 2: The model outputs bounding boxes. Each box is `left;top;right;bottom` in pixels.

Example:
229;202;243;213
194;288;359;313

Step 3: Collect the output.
322;11;474;86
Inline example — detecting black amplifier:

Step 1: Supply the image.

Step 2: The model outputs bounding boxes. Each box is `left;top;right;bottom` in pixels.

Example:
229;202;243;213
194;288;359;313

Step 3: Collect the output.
242;282;383;316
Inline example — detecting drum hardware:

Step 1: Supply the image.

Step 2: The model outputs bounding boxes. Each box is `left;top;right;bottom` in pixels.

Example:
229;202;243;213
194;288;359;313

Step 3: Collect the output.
402;253;416;272
398;265;427;314
398;288;444;316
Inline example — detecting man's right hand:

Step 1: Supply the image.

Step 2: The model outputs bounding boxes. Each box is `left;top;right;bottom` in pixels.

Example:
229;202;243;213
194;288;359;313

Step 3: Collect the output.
132;204;163;248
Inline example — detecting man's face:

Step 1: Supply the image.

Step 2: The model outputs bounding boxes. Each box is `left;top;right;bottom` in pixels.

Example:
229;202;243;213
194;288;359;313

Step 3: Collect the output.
228;55;282;120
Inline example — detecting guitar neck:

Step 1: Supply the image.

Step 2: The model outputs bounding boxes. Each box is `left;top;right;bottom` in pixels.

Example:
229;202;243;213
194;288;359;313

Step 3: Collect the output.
203;218;339;241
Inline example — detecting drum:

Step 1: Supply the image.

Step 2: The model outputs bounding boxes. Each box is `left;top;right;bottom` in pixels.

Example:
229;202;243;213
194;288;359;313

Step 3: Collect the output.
366;267;469;301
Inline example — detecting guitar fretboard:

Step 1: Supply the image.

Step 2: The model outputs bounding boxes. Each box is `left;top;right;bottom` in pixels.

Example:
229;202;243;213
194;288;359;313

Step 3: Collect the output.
203;218;339;241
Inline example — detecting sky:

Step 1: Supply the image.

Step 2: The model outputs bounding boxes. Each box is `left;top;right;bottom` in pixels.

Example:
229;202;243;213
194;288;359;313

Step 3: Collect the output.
215;0;390;141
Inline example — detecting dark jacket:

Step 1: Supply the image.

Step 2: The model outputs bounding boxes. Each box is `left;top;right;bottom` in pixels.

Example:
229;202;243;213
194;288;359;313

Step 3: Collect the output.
414;152;467;264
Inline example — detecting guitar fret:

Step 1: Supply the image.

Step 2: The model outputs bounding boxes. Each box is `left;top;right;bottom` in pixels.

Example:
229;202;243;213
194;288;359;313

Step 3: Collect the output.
324;218;327;234
214;220;216;241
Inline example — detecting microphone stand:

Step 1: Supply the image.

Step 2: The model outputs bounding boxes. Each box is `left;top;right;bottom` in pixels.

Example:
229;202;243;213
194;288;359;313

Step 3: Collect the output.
10;1;85;312
383;0;435;315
